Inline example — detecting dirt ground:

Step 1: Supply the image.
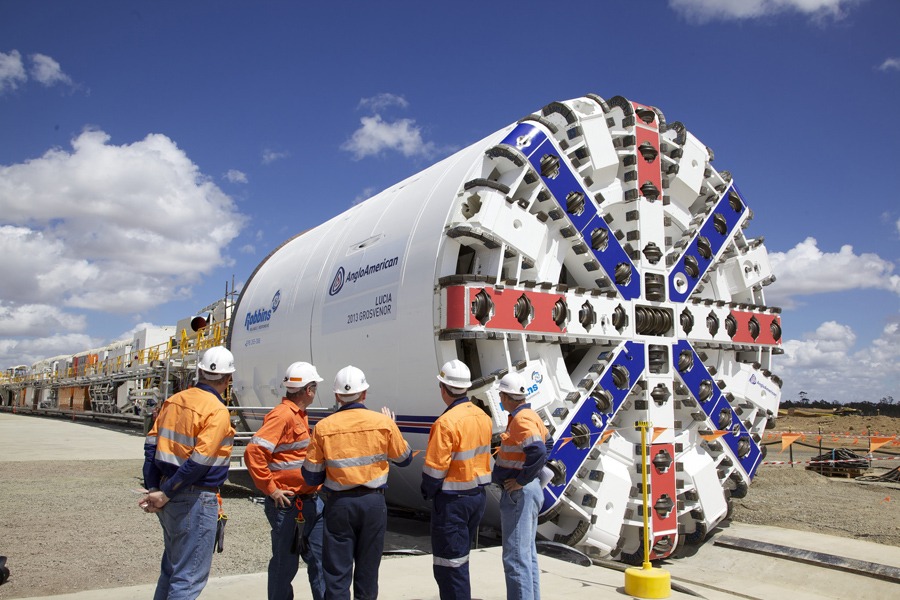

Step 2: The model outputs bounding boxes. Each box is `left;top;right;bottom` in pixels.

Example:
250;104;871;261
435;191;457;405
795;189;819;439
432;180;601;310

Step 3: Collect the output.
0;416;897;598
729;413;900;549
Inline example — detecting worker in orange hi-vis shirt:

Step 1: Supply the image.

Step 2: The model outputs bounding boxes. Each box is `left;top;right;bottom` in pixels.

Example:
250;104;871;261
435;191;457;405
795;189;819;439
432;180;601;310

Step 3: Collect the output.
301;365;412;600
245;362;325;600
492;372;551;600
422;359;492;600
139;346;236;600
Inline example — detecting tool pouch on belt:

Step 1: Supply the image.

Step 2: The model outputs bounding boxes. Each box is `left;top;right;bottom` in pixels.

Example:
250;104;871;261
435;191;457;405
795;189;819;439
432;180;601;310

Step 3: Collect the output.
215;493;227;553
290;497;307;555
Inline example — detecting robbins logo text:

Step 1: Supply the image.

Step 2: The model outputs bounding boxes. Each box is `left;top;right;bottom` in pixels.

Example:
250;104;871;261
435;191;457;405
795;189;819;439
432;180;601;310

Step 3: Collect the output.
244;290;281;331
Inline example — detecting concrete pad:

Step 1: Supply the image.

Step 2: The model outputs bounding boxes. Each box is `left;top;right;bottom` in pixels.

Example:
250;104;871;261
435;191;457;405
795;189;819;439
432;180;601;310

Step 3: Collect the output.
662;521;900;600
0;413;144;462
13;548;722;600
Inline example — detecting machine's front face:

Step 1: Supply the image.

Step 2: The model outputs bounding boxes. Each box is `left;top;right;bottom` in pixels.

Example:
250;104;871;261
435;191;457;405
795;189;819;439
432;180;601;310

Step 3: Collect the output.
433;95;781;560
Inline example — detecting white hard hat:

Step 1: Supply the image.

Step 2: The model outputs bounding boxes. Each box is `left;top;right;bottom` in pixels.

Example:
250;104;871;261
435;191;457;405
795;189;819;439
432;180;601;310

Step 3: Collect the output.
198;346;235;378
283;362;324;389
333;365;370;395
437;359;472;394
498;372;528;400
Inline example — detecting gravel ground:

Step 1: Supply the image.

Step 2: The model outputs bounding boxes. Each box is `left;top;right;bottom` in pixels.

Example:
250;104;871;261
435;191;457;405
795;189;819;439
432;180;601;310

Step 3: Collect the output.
0;459;271;598
0;415;897;598
730;413;900;548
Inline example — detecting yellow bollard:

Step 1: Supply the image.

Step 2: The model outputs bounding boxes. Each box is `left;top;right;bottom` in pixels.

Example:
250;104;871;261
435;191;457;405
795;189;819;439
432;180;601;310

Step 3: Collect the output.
624;420;671;599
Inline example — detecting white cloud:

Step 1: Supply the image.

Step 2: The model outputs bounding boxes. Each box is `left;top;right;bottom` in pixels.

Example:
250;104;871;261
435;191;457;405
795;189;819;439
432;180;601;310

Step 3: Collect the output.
225;169;248;183
779;319;900;403
262;149;288;164
358;93;409;113
878;58;900;72
29;53;72;87
0;50;27;93
0;50;74;94
0;302;86;337
342;93;452;161
766;237;900;308
669;0;863;23
0;129;245;316
239;244;255;254
353;186;379;206
342;115;436;160
0;332;99;369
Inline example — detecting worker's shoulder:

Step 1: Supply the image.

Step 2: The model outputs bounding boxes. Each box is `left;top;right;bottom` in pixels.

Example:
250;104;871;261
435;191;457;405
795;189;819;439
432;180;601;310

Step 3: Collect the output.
263;400;296;421
512;407;544;429
316;407;392;433
442;402;490;426
167;387;228;414
460;401;491;420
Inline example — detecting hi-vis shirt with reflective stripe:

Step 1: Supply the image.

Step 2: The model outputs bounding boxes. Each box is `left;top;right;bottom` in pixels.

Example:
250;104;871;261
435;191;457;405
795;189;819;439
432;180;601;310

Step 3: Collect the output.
143;384;234;497
244;398;318;497
492;405;549;486
423;399;492;494
301;404;411;491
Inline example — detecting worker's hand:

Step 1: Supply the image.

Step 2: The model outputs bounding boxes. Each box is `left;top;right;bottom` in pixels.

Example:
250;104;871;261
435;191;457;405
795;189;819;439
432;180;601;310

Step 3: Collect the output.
503;479;523;493
141;490;169;513
270;488;294;509
381;406;396;422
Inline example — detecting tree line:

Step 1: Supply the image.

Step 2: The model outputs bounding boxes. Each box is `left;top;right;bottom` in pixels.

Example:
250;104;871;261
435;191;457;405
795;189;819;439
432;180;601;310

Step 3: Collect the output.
781;393;899;418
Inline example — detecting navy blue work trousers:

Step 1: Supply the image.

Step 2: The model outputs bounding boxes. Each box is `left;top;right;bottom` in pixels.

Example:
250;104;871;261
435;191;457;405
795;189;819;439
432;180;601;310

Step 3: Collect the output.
263;494;325;600
431;488;486;600
322;490;386;600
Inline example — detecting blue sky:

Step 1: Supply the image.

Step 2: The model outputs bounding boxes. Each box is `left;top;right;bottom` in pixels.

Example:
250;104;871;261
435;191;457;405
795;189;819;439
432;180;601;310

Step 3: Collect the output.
1;0;898;403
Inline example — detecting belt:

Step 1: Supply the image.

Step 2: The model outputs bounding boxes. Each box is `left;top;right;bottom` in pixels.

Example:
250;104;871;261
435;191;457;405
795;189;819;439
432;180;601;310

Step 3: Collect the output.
161;477;219;494
440;487;486;497
295;492;318;500
325;487;384;497
183;484;219;493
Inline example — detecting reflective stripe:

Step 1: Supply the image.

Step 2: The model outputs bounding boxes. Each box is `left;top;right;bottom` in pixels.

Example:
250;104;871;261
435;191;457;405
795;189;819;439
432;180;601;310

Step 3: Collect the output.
145;436;157;445
274;439;309;453
523;434;544;446
433;554;469;568
158;427;196;447
394;445;412;463
440;475;489;490
303;461;325;472
450;444;490;462
500;444;522;454
269;459;304;471
326;453;387;469
248;436;275;451
221;436;235;447
325;473;388;491
190;451;230;467
495;458;524;469
422;465;448;479
155;449;186;467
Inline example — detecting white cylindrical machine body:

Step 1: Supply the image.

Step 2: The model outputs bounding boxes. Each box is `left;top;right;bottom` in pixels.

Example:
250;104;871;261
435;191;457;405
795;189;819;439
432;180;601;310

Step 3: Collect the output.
229;127;505;411
229;93;783;560
229;128;511;504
